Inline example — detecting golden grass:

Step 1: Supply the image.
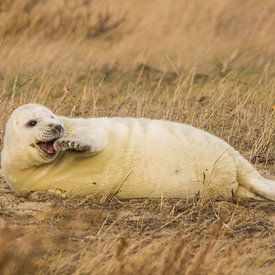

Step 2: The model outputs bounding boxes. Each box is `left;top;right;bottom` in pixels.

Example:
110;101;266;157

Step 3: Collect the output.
1;0;275;72
0;0;274;274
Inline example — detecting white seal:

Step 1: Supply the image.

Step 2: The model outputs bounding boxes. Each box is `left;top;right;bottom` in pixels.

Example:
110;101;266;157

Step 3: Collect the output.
1;103;275;201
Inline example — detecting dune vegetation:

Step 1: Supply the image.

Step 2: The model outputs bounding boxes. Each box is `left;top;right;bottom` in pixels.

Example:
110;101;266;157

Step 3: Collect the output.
0;0;274;274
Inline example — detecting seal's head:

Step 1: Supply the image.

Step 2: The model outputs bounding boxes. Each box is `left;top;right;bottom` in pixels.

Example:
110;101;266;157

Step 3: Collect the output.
2;104;65;167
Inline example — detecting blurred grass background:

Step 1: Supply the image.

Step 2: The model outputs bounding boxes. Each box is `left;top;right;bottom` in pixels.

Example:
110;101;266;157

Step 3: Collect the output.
0;0;275;73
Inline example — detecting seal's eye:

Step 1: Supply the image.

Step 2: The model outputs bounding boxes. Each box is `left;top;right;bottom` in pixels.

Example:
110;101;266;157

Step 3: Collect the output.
26;120;37;127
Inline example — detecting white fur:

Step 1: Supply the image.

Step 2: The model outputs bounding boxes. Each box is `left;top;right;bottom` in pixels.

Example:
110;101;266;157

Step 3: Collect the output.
1;103;275;200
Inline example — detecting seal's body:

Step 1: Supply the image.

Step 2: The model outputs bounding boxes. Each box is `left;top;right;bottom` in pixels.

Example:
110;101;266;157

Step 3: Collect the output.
1;104;275;201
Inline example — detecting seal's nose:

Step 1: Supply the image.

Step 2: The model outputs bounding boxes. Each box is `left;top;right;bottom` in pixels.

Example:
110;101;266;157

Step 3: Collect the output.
48;123;64;135
54;124;63;133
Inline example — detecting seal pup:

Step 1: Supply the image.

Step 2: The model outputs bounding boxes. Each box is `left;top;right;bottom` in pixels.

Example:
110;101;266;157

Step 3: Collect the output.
1;103;275;201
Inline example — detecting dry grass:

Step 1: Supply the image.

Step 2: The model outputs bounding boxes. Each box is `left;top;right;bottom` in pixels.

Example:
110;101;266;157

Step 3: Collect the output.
1;0;275;72
0;184;275;274
0;0;275;274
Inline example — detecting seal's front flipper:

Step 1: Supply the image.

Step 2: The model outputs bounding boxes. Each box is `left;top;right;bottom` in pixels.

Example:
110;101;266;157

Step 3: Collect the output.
54;138;92;153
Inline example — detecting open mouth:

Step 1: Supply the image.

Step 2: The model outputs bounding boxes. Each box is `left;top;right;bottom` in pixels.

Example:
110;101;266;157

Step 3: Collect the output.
36;139;57;156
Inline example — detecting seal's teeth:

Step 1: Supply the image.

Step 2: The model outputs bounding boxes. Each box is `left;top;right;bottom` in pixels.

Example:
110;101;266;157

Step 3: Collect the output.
37;140;57;155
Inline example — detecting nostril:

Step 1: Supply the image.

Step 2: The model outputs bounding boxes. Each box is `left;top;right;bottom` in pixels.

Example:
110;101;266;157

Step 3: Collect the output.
54;124;62;133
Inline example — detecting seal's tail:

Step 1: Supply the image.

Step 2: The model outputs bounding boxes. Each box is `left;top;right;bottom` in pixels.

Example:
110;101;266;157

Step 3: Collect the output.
235;154;275;201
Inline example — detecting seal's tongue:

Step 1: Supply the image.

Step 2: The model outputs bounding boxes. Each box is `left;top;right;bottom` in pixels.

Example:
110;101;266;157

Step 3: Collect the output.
37;141;56;155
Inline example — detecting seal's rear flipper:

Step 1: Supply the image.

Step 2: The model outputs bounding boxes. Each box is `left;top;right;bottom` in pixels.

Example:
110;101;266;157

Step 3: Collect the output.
234;185;268;201
235;155;275;201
